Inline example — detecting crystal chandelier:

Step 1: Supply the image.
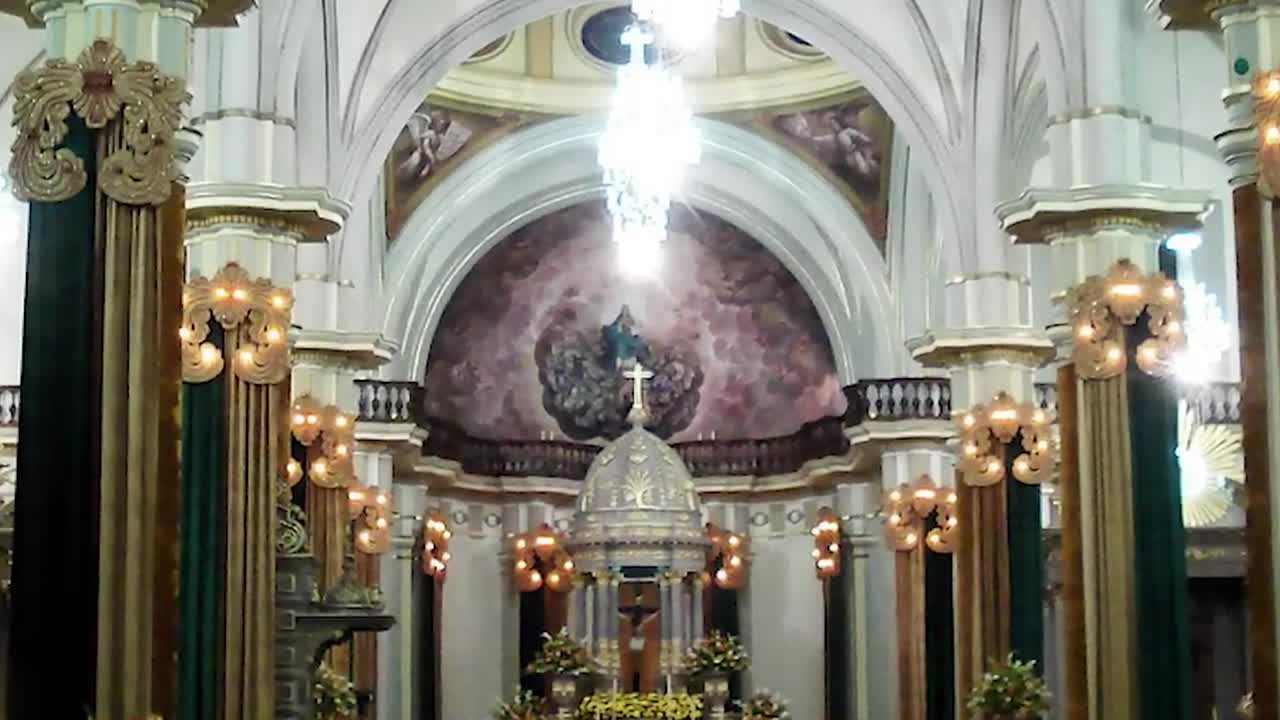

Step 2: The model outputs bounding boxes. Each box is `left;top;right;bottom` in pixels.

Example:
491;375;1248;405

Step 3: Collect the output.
598;24;701;274
632;0;740;48
1172;280;1232;384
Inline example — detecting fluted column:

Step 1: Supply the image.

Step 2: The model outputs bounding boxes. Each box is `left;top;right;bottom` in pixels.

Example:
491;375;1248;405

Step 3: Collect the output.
1;2;205;718
1213;4;1280;714
377;482;425;720
833;483;881;719
659;574;673;676
691;575;705;643
997;39;1208;715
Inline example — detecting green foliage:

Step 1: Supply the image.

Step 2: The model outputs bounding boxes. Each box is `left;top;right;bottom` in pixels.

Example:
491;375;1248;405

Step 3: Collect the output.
577;692;702;719
742;690;791;720
526;628;594;676
494;688;549;720
965;654;1051;719
682;630;749;674
314;661;357;720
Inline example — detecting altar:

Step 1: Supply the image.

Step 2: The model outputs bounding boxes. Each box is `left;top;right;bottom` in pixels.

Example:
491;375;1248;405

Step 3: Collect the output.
567;363;710;691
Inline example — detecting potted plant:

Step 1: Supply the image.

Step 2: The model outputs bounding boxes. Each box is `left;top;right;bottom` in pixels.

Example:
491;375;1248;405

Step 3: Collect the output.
314;661;357;720
494;688;548;720
682;630;749;720
526;629;593;718
742;690;791;720
578;691;703;719
966;654;1051;720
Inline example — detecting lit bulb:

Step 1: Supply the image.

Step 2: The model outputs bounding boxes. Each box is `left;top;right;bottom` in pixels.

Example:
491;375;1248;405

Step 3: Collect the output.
335;415;348;428
312;459;328;476
200;345;218;366
179;327;192;341
348;490;364;502
442;530;452;540
427;541;435;551
715;569;729;584
232;288;248;301
947;493;957;504
889;490;901;502
238;349;254;365
810;527;820;536
286;460;301;478
336;444;349;456
214;287;229;299
727;535;740;547
375;493;387;505
1016;459;1029;473
1032;411;1046;425
889;513;902;525
1268;126;1280;144
730;555;742;567
529;570;543;585
441;552;451;561
271;294;287;309
564;560;575;571
306;414;319;425
1077;324;1094;339
828;543;839;553
376;517;388;529
811;548;821;559
516;539;527;550
987;460;1001;474
266;328;281;343
293;413;306;426
1167;321;1182;334
964;444;977;456
948;517;958;528
548;571;561;584
1037;440;1049;451
1107;346;1123;362
1141;346;1159;362
358;530;371;543
962;414;975;427
904;532;917;545
516;560;527;570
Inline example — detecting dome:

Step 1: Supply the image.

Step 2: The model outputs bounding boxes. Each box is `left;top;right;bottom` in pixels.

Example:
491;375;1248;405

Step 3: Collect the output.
568;375;707;573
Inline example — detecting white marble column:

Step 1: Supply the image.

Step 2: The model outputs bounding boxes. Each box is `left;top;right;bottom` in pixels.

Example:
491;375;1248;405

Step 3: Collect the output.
833;481;883;719
377;482;427;720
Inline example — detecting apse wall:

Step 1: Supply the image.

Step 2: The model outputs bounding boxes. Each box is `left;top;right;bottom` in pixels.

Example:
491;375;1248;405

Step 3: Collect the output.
0;19;41;385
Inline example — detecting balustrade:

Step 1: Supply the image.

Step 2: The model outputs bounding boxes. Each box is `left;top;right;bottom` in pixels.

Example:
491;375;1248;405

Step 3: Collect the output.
0;386;17;427
845;378;951;422
354;380;421;423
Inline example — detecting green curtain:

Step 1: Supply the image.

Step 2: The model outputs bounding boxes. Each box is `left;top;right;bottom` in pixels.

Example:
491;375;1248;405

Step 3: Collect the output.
8;116;100;720
825;546;853;720
1006;435;1044;668
1126;320;1192;720
177;324;226;720
414;562;441;720
924;515;955;720
708;585;743;699
519;587;549;695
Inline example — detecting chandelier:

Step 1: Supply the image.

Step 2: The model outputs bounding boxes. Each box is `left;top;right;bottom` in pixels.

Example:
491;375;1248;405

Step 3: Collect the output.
632;0;740;48
598;23;701;274
1172;280;1232;384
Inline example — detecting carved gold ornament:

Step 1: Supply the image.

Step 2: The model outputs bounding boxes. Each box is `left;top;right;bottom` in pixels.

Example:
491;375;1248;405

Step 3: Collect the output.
1065;259;1185;380
1255;71;1280;196
705;524;748;589
511;523;576;592
883;476;958;554
181;263;293;384
810;508;841;579
9;38;187;205
348;482;393;555
422;512;452;580
956;392;1054;486
289;395;356;489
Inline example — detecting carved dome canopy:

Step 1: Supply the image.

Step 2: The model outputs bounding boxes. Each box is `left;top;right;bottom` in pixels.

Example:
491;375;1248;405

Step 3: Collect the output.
569;416;707;573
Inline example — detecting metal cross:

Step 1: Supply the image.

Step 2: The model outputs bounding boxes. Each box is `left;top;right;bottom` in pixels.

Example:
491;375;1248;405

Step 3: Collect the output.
620;24;654;67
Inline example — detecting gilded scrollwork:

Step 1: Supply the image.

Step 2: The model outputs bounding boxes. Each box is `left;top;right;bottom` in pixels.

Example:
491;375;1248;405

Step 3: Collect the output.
1065;259;1185;380
956;392;1054;486
288;395;356;489
181;263;293;385
883;476;958;554
9;38;188;205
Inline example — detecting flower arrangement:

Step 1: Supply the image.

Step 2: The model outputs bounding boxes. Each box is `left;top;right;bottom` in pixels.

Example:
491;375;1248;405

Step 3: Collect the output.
314;661;357;720
682;630;749;674
526;628;594;676
578;692;703;719
742;690;791;720
966;654;1051;720
494;688;549;720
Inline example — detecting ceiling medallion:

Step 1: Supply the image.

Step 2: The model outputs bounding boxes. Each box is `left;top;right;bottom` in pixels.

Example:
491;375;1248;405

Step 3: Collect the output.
1065;259;1185;380
955;392;1054;486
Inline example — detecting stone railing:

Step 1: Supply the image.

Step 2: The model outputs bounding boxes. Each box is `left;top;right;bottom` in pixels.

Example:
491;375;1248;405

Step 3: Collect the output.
844;377;951;423
674;417;847;477
1034;381;1241;425
0;386;17;427
424;420;600;480
354;379;420;423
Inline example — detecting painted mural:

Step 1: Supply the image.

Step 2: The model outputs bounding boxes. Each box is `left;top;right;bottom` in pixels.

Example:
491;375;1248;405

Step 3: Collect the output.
423;201;845;442
383;102;545;244
723;93;893;249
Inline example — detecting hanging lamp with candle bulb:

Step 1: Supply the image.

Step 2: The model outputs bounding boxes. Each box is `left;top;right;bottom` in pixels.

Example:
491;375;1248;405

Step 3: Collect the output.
422;511;453;580
811;508;842;579
883;476;959;554
704;524;749;589
955;392;1054;486
1065;259;1186;380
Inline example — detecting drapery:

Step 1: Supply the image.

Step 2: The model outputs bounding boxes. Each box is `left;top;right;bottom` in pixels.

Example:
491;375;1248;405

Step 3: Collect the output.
1006;438;1043;668
9;115;101;720
923;516;954;720
895;546;926;719
1057;364;1087;720
825;543;854;720
953;480;1010;709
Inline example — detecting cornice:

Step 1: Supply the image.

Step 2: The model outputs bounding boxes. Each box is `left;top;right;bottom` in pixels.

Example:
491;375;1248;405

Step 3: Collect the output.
845;420;955;446
907;327;1057;369
185;183;351;241
1145;0;1227;31
0;0;251;26
996;184;1213;244
291;330;400;370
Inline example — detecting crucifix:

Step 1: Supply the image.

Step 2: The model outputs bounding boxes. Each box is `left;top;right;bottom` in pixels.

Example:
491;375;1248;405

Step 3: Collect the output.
623;361;654;414
620;24;655;68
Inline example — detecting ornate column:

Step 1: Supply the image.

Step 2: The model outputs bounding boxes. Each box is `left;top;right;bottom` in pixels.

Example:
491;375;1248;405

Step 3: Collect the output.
376;469;424;720
879;444;958;720
0;1;216;716
690;574;705;643
659;573;673;678
997;49;1209;716
1214;4;1280;713
832;482;881;719
910;274;1056;716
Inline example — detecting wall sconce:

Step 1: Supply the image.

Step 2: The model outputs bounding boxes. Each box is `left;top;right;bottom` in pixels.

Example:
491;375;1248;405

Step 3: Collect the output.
181;263;293;385
810;508;841;579
511;523;576;593
422;511;452;580
289;395;356;489
705;524;749;589
956;391;1054;486
1256;70;1280;196
883;475;958;553
1066;258;1185;380
347;483;392;555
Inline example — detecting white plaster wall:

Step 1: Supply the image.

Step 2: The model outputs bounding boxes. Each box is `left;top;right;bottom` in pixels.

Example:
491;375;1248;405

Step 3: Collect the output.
745;530;826;720
441;523;508;720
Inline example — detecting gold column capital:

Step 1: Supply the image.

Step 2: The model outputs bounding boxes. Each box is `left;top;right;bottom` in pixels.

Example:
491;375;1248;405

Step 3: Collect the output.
181;262;293;384
1064;258;1185;380
955;391;1055;485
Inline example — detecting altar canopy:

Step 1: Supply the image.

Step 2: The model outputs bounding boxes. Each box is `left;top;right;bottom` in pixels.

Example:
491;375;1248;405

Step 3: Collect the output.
568;363;709;688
